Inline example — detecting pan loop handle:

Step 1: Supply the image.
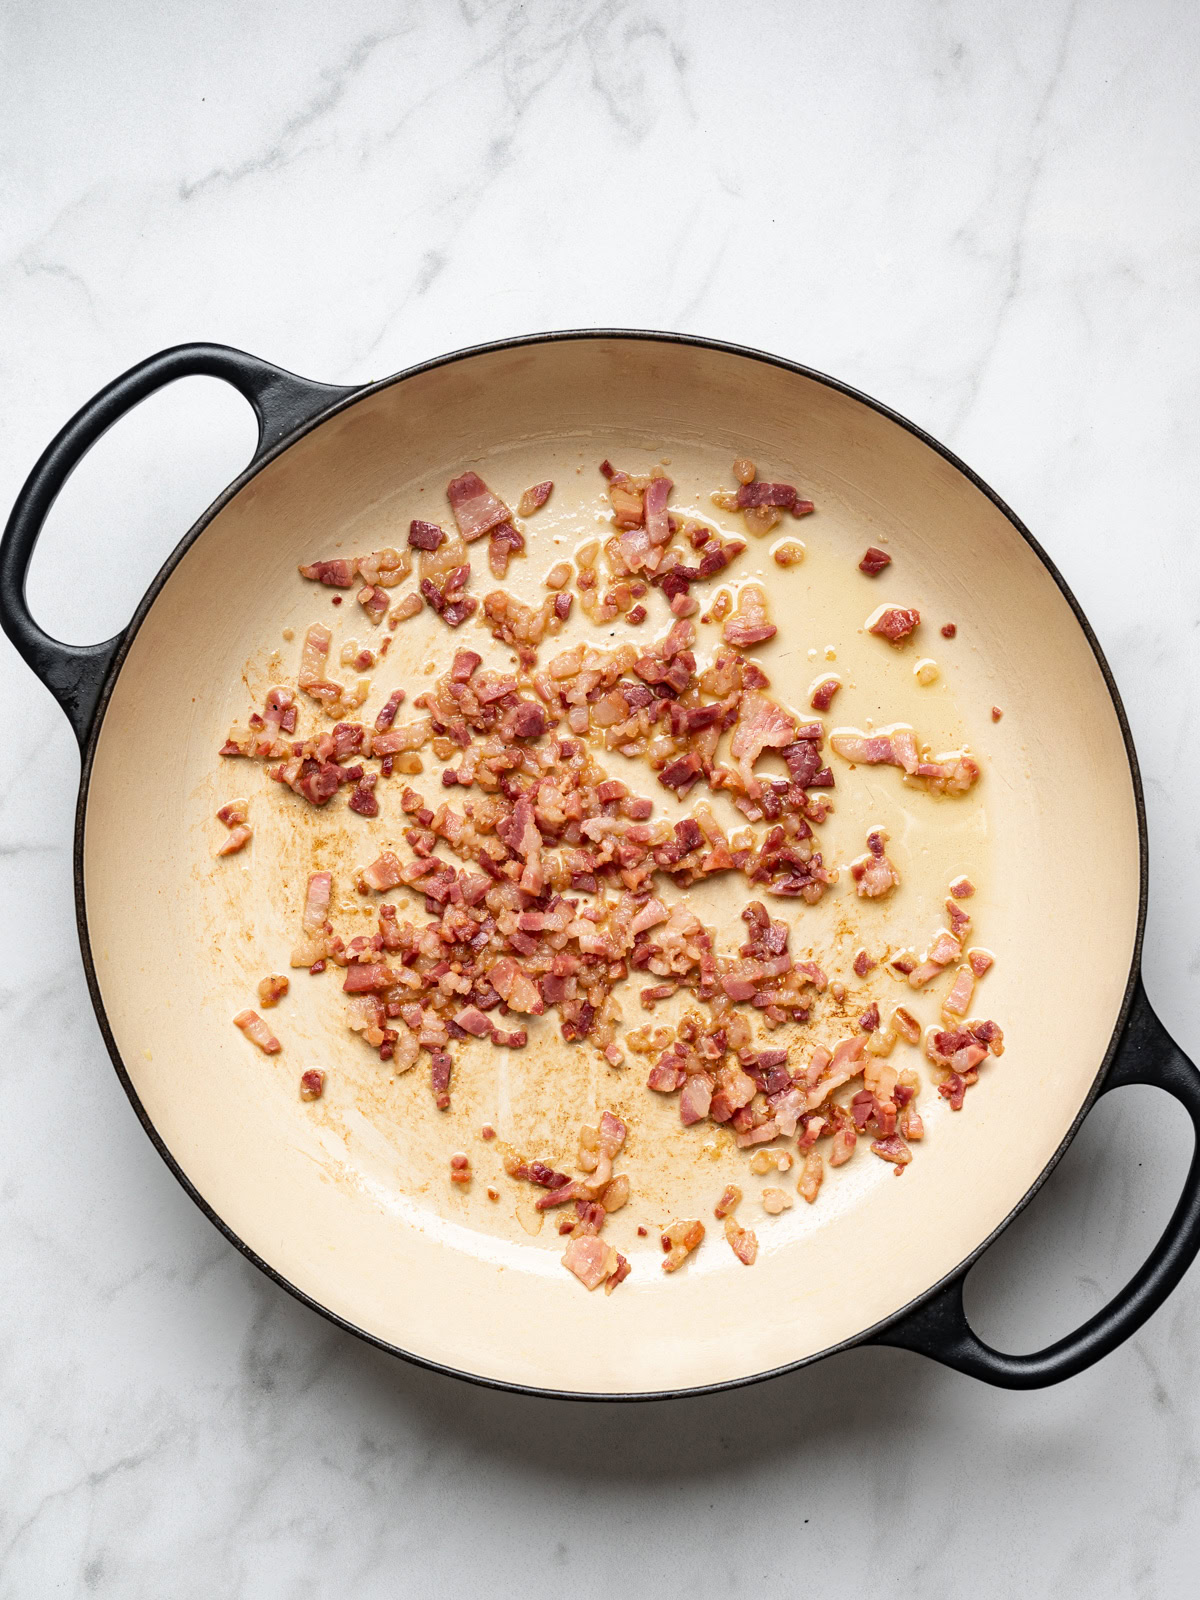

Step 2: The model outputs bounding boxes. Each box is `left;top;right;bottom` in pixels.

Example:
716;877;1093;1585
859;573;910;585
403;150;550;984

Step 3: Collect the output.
0;343;356;746
872;978;1200;1387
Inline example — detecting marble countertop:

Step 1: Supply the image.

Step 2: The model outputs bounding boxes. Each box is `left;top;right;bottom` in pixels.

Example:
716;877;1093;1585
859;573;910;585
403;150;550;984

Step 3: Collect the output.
4;1;1200;1593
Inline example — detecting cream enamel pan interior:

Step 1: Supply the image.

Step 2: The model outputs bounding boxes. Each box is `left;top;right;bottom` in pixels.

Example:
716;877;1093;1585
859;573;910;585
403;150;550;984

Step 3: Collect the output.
71;336;1143;1396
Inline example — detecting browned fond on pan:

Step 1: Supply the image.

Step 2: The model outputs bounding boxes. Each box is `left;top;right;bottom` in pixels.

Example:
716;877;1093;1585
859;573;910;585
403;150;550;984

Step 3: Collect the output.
82;339;1137;1394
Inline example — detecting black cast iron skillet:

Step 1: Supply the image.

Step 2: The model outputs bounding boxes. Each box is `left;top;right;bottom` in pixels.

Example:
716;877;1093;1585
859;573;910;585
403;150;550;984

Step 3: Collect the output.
3;334;1199;1396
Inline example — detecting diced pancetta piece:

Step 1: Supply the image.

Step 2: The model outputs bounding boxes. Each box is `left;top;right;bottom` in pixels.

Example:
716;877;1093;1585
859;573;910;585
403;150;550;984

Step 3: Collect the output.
233;1010;281;1054
362;852;404;892
342;964;395;994
928;930;961;965
866;604;920;644
680;1072;714;1125
949;875;975;899
871;1135;912;1168
724;1216;758;1264
797;1150;824;1203
942;965;975;1018
486;956;545;1014
722;583;776;649
408;519;445;553
216;824;252;856
302;871;332;931
216;799;248;828
374;688;406;730
729;691;797;794
714;1184;742;1219
257;974;289;1008
810;676;840;711
850;828;899;899
643;474;673;547
518;480;553;517
858;546;891;576
298;623;335;691
447;471;512;542
299;558;355;587
661;1218;705;1273
829;1126;857;1166
892;1006;921;1046
830;724;980;797
562;1235;620;1291
968;947;994;978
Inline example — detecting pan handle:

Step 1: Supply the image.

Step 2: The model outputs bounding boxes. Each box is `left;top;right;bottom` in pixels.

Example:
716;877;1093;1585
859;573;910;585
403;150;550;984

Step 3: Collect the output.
0;343;357;746
871;978;1200;1387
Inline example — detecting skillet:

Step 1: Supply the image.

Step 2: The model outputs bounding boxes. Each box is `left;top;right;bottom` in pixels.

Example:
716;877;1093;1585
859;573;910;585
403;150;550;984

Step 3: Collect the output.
3;330;1199;1398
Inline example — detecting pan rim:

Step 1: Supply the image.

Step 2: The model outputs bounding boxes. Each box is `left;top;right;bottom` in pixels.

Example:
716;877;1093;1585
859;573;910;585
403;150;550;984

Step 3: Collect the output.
71;327;1148;1401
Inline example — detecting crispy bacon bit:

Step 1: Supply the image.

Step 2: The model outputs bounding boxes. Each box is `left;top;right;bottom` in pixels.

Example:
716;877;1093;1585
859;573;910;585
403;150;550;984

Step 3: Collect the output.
450;1152;472;1185
300;1069;325;1100
809;676;840;711
216;823;253;856
761;1186;792;1215
562;1234;620;1291
859;1002;880;1033
723;583;776;649
258;974;289;1009
714;1184;742;1219
858;546;891;576
866;605;920;644
991;706;1003;722
661;1219;705;1273
545;561;572;590
518;480;554;517
724;1215;758;1264
216;799;248;827
941;623;957;639
447;471;512;543
853;949;876;978
234;1010;281;1054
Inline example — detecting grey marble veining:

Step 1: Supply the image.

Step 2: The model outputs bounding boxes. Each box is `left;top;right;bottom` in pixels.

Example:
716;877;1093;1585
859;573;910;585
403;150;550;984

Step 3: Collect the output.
3;0;1200;1593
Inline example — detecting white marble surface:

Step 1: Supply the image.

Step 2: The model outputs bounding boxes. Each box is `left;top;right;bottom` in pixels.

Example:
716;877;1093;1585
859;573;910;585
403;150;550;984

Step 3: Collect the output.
3;0;1200;1593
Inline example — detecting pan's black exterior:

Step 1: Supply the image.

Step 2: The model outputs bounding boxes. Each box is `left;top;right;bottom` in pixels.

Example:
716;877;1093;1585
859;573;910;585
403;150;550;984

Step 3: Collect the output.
3;333;1199;1399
